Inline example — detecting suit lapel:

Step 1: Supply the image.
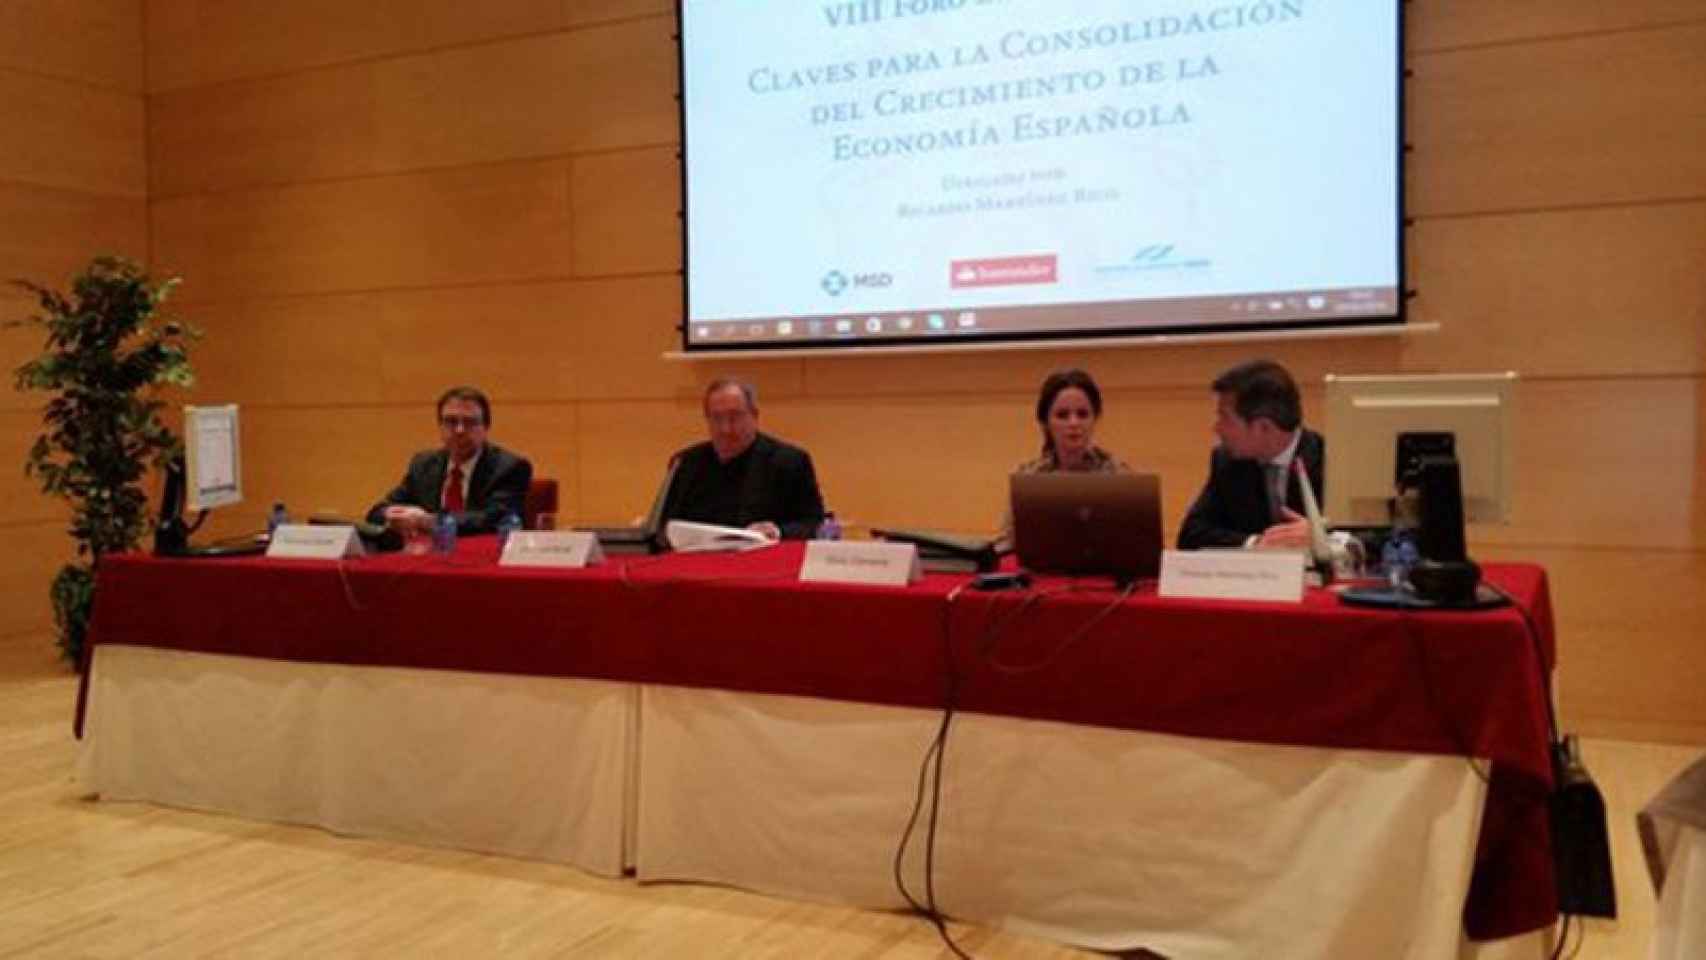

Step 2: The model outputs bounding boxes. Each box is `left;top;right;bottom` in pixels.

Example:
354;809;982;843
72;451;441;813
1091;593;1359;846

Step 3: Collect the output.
466;446;499;510
1227;458;1271;530
423;452;449;511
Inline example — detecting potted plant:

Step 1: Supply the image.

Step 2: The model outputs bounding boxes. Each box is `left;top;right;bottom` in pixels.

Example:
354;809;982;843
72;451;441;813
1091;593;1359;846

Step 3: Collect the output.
9;256;197;665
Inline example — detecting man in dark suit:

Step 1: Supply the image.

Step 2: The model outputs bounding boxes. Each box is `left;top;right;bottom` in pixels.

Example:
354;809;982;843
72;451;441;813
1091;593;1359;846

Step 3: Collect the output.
660;378;825;541
1179;360;1325;550
367;386;533;536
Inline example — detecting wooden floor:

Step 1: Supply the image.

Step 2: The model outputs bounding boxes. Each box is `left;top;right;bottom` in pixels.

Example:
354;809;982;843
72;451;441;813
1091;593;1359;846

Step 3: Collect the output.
0;635;1698;959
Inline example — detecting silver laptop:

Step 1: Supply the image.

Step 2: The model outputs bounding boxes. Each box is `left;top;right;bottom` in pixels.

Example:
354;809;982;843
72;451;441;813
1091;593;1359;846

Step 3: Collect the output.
1009;472;1164;583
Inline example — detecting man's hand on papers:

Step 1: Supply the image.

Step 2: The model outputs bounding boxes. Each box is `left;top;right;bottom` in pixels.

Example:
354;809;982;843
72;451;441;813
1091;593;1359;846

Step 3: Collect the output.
745;521;781;542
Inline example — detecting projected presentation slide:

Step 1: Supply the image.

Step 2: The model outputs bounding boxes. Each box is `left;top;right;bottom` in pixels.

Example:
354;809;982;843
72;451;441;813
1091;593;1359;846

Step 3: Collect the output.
680;0;1401;349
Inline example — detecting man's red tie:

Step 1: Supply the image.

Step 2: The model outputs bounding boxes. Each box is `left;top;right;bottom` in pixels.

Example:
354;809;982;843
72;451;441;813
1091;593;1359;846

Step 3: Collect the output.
444;463;465;513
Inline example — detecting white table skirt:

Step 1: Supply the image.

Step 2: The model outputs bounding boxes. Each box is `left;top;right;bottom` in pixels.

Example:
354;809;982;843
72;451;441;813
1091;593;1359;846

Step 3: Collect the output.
77;645;637;877
1651;823;1705;960
74;647;1551;957
636;684;1549;960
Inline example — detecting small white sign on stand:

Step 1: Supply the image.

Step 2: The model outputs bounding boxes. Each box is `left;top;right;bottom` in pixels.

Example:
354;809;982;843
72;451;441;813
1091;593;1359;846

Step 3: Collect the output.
799;540;922;587
266;524;365;560
1158;549;1306;603
500;531;605;568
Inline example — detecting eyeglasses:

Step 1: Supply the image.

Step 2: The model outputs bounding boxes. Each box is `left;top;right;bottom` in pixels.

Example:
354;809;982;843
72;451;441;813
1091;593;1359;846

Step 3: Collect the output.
705;411;753;428
439;415;485;430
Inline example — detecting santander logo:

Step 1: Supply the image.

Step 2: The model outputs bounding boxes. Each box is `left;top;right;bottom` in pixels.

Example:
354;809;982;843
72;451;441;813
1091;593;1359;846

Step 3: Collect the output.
949;254;1058;288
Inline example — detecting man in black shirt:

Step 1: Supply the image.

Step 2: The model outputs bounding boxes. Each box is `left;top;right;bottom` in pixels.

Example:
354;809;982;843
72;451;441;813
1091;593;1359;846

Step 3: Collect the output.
660;378;825;541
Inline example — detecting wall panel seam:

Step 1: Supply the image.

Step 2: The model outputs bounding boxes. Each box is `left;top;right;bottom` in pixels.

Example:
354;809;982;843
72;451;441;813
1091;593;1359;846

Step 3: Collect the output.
0;176;146;203
0;517;65;532
143;144;679;203
143;11;673;97
1411;17;1706;57
0;63;142;97
1412;195;1706;223
152;273;679;307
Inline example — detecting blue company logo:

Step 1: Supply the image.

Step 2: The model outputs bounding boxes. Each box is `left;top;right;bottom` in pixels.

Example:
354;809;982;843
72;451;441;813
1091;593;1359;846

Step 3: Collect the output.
1095;243;1211;275
821;269;895;297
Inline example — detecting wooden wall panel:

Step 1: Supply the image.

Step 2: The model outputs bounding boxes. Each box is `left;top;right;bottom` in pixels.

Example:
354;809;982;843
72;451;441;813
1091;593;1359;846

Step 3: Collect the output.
1479;545;1706;743
149;161;573;300
371;21;676;179
166;278;707;413
1413;2;1706;52
0;412;69;526
571;398;699;525
1;6;145;645
148;18;676;196
146;66;380;198
0;297;51;412
0;0;143;92
213;406;449;527
146;2;436;95
764;395;1034;535
1488;378;1702;551
376;286;585;406
564;0;672;30
0;185;148;292
575;276;809;404
1697;381;1706;548
1404;202;1706;377
144;0;669;93
1409;23;1706;215
571;146;680;277
799;334;1408;398
185;296;388;407
0;71;145;196
0;522;76;639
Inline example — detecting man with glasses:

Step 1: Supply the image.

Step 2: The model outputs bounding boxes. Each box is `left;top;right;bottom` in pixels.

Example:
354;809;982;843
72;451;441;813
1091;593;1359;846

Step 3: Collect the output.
659;378;825;541
367;385;533;536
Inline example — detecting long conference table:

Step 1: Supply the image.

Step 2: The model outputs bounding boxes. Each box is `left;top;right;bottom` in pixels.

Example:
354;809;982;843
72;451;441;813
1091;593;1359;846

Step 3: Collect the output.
76;539;1559;959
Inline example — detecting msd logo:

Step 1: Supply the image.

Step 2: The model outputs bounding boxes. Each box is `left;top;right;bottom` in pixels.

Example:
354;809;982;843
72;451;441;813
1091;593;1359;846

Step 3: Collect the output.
950;254;1058;289
821;270;894;296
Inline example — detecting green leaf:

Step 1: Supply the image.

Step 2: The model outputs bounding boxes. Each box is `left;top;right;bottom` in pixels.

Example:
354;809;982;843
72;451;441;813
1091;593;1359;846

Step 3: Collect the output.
10;256;195;577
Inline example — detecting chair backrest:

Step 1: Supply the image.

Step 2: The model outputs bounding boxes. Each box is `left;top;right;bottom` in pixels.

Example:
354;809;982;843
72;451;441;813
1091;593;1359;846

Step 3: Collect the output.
523;478;559;530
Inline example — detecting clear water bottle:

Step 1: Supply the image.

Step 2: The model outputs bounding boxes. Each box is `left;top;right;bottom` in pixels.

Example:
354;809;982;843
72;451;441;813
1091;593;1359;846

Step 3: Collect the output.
1384;532;1419;589
1397;537;1420;580
496;512;522;552
267;501;289;537
816;511;842;541
432;511;458;555
1381;539;1401;588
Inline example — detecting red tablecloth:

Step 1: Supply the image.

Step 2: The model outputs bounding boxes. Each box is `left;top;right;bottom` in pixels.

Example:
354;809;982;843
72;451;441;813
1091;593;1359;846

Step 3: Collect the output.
80;540;1557;939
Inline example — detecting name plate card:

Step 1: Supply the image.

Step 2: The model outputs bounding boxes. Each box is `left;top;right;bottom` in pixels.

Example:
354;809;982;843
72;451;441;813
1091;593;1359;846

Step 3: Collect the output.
799;540;921;587
500;531;604;568
1158;549;1305;603
266;524;365;560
